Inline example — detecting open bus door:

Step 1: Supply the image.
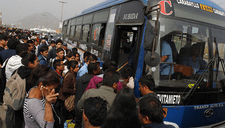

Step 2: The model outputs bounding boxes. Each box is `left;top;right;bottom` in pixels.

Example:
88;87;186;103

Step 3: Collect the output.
112;26;141;69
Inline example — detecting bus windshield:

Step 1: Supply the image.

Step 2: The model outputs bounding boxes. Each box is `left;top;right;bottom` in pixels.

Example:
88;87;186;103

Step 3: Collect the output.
147;17;225;91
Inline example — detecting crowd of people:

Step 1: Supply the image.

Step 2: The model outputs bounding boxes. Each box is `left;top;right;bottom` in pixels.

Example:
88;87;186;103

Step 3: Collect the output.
0;27;177;128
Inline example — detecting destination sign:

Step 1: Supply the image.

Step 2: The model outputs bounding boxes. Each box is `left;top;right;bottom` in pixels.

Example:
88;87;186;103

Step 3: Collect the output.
157;94;181;104
175;0;225;17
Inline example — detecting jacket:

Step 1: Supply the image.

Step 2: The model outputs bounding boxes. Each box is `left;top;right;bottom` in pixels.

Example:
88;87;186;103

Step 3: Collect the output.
85;75;123;92
0;49;16;63
59;71;76;101
77;86;117;111
38;55;48;66
74;73;93;108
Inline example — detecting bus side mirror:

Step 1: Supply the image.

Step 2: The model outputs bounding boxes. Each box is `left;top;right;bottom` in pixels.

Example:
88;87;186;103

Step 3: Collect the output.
143;20;159;51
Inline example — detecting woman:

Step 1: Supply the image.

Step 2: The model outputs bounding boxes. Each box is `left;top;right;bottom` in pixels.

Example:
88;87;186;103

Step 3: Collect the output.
63;52;76;75
23;65;61;128
102;87;142;128
5;52;39;128
59;60;79;121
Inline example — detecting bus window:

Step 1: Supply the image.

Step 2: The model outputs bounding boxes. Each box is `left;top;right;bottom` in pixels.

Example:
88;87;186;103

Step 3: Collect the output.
66;20;71;35
75;25;82;40
82;25;90;42
91;23;106;47
99;23;106;47
63;21;68;36
69;25;75;38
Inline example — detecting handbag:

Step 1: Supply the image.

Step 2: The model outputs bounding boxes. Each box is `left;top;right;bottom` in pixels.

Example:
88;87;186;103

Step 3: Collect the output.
64;94;75;111
64;73;76;111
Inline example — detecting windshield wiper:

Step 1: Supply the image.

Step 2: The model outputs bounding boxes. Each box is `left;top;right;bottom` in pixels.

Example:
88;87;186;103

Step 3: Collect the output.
181;58;215;105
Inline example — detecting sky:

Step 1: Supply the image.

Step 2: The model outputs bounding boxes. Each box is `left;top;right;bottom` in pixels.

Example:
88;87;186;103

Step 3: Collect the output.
0;0;225;25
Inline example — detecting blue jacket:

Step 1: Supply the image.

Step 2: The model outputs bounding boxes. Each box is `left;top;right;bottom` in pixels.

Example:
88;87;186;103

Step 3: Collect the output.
38;55;48;66
0;49;16;62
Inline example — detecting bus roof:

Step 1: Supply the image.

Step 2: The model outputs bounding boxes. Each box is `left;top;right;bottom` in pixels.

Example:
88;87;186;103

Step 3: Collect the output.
81;0;128;14
81;0;225;15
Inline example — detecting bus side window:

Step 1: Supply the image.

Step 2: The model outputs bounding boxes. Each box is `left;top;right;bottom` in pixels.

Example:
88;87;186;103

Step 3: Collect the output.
91;24;101;45
98;23;106;47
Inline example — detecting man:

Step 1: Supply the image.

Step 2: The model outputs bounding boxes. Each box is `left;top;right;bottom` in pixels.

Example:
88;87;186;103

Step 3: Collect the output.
38;45;49;66
20;35;28;43
160;35;174;79
138;96;175;128
80;51;91;67
37;39;48;57
76;68;119;128
0;35;8;52
27;40;35;53
138;75;156;98
83;97;107;128
48;40;56;51
48;39;63;59
77;54;97;80
63;43;70;56
182;44;207;74
0;38;19;64
77;68;119;110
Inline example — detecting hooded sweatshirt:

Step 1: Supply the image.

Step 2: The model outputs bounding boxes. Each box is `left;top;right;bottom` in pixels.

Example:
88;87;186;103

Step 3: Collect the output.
17;66;33;92
4;55;23;81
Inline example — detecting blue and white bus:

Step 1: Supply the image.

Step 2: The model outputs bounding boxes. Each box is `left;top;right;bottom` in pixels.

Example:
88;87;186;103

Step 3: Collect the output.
62;0;225;127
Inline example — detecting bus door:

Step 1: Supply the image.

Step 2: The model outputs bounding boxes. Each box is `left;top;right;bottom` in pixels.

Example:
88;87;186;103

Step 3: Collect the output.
112;26;141;72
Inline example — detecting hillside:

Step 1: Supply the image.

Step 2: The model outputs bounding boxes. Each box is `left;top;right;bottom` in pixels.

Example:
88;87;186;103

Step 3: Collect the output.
14;12;60;30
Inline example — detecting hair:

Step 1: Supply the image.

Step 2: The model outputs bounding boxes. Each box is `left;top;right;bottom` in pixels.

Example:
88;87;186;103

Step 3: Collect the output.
120;67;132;79
67;52;75;58
21;52;37;66
86;54;97;63
190;44;199;57
56;39;63;45
138;75;155;91
50;40;56;44
76;53;80;58
56;48;64;53
16;43;28;56
22;35;28;40
7;38;20;49
84;97;108;127
83;51;91;59
0;34;8;41
102;88;142;128
102;59;117;72
72;48;77;54
28;65;61;88
88;63;98;75
53;59;62;70
138;95;164;123
103;68;120;87
67;60;78;70
40;45;48;53
27;40;34;45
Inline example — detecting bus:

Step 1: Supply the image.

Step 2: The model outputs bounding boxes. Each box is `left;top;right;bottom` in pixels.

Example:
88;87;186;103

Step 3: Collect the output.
62;0;225;127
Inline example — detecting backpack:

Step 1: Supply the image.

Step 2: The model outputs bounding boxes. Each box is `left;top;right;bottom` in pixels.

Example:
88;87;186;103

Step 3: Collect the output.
0;59;10;102
3;70;26;110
